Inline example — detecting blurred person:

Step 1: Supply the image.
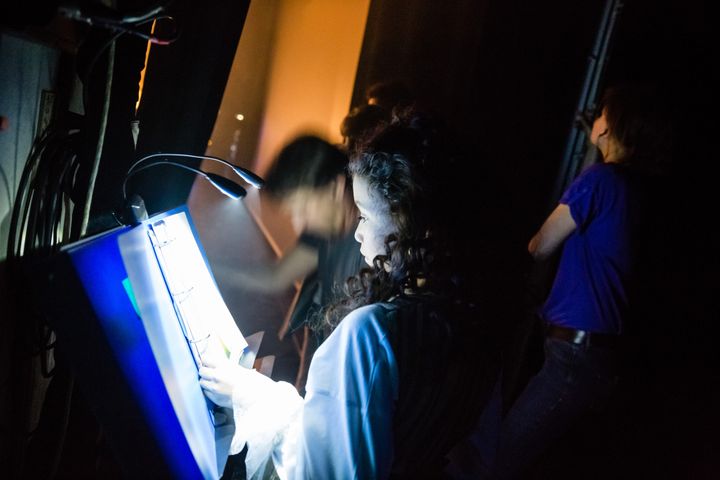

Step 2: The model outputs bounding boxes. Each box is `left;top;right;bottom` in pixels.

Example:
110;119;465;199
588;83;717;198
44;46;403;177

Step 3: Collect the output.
223;136;363;348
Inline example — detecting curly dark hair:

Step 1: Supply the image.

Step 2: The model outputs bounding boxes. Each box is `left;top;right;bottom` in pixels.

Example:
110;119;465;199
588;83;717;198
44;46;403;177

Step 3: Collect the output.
318;114;461;329
340;104;391;155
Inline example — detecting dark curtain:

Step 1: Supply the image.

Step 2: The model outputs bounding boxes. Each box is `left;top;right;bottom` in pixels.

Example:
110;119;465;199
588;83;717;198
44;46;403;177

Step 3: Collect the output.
88;0;252;219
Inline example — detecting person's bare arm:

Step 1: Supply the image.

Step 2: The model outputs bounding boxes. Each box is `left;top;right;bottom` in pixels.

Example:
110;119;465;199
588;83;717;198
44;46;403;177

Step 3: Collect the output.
528;204;577;261
219;243;319;293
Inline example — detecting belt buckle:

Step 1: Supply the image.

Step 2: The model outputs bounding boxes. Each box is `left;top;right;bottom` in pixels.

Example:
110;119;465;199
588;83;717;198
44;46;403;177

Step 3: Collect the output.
572;329;588;346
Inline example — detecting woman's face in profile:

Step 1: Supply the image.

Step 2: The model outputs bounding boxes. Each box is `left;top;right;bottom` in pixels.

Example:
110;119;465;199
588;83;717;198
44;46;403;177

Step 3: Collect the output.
352;175;396;267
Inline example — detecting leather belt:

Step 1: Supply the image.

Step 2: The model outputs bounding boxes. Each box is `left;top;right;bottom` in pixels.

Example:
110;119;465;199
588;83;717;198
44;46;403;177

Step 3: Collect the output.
545;324;620;349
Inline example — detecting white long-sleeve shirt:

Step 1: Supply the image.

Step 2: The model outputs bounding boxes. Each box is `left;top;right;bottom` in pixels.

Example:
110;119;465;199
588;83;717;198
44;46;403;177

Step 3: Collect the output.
230;303;399;479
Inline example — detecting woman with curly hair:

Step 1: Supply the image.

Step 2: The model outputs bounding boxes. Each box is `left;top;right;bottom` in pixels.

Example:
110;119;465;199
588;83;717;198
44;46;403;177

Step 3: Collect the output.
199;115;497;479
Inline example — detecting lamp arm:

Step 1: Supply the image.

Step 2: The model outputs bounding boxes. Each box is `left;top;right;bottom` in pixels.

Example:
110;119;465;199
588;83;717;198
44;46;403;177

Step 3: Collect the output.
127;153;264;188
122;160;246;201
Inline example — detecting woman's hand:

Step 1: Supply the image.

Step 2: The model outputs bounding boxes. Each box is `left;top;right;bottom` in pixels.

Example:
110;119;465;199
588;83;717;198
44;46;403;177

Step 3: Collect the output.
198;355;244;408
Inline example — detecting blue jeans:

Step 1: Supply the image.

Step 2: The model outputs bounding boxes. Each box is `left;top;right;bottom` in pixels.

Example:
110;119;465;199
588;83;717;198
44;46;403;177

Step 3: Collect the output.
491;337;619;479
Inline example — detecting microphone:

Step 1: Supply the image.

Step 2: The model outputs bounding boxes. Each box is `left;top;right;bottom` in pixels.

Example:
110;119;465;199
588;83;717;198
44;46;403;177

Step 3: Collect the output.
127;153;265;189
122;160;247;201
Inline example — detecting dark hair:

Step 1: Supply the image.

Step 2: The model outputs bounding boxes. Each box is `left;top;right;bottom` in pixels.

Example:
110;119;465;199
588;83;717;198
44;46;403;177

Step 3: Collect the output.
600;84;673;173
320;112;460;329
263;135;348;198
365;80;413;111
340;104;391;155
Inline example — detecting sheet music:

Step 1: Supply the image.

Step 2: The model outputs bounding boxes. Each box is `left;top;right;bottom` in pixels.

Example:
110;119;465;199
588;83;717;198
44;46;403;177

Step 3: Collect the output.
146;213;247;368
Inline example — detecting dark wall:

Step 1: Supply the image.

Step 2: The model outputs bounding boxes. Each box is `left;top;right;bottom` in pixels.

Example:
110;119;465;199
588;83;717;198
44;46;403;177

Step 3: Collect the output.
353;0;710;236
351;0;610;366
353;0;716;476
609;6;717;476
352;0;713;303
353;0;606;239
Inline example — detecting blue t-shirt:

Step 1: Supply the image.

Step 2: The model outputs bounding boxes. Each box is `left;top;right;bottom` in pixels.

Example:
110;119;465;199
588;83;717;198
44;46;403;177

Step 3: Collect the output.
541;163;639;334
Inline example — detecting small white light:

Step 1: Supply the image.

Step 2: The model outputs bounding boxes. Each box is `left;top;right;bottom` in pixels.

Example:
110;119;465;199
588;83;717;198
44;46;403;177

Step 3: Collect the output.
235;114;244;121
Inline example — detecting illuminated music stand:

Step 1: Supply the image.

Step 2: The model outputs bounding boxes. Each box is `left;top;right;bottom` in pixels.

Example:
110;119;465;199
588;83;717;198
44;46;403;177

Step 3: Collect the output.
34;206;246;479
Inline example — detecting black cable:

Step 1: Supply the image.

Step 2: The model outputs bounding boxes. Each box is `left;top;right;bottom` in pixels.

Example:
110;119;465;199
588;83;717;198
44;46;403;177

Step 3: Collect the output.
38;332;56;378
25;132;76;254
9;0;178;384
81;31;123;115
104;16;179;45
47;149;77;247
80;14;178;112
77;12;180;231
7;127;58;258
7;126;80;369
59;1;174;27
8;3;178;473
29;134;56;249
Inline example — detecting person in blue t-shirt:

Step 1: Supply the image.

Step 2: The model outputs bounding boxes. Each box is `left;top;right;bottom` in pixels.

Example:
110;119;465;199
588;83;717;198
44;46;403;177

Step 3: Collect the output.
491;85;672;478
